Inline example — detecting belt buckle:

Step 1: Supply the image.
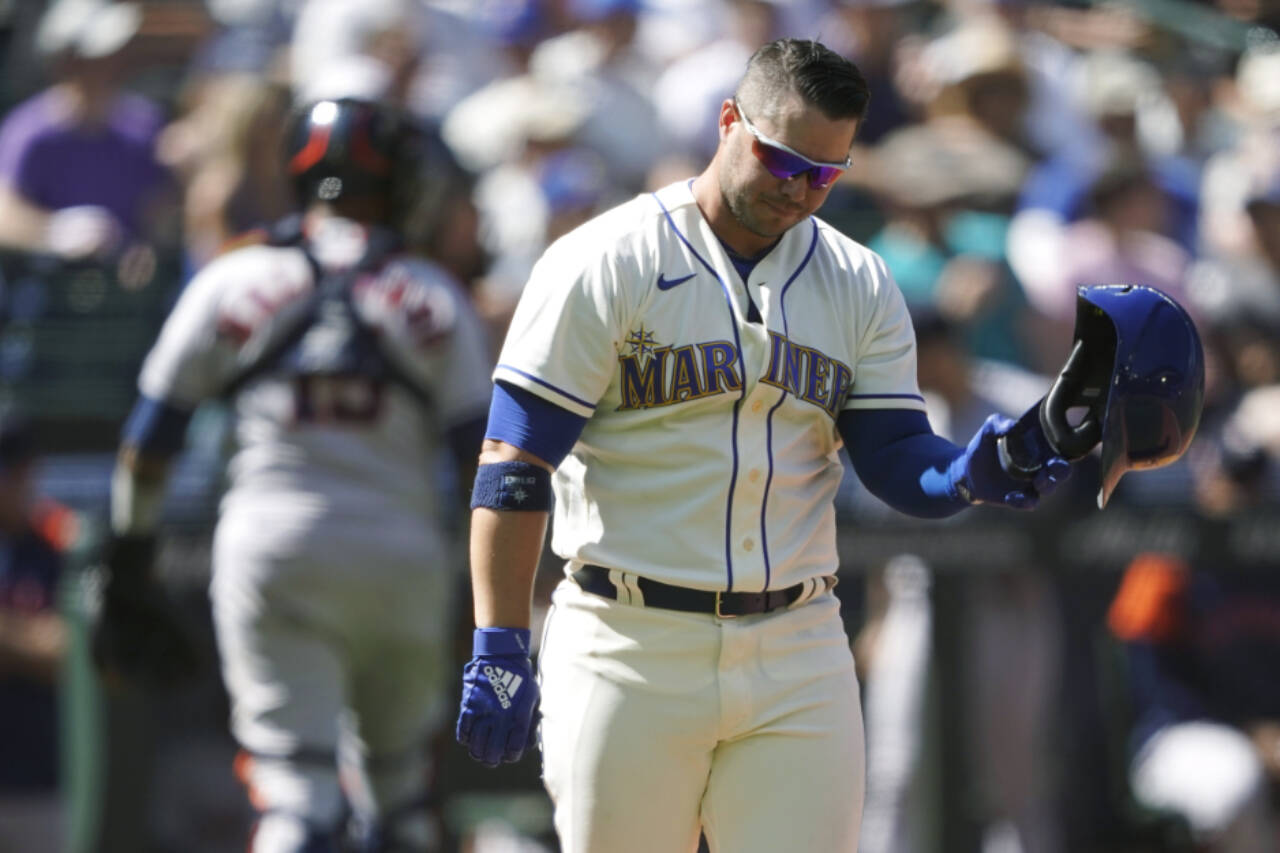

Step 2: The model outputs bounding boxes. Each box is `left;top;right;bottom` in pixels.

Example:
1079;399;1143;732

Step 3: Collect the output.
715;591;738;619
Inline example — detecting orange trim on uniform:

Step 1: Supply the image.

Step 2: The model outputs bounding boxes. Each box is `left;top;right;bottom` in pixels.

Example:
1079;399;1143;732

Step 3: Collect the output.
216;226;270;257
233;749;269;811
1107;552;1190;643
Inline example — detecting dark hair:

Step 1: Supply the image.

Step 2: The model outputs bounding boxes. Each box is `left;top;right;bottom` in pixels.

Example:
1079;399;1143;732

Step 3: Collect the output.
736;39;870;123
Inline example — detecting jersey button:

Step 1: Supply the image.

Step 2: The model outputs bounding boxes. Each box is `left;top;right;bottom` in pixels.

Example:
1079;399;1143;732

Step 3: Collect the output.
742;538;755;551
750;400;763;413
748;469;761;483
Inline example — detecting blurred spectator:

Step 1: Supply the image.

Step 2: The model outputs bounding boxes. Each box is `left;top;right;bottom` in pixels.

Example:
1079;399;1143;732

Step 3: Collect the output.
911;15;1036;157
472;0;554;76
290;0;421;109
1187;164;1280;347
1019;155;1196;366
0;412;74;852
529;0;664;191
861;43;1048;371
653;0;784;168
983;0;1119;168
1009;48;1201;286
157;71;294;268
447;72;598;335
204;0;299;38
0;0;177;262
472;137;607;342
1199;45;1280;260
1108;549;1280;852
291;0;509;123
818;0;919;147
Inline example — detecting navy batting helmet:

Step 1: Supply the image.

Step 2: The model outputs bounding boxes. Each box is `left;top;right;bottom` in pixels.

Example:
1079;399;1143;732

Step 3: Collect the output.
1039;284;1205;507
284;98;446;238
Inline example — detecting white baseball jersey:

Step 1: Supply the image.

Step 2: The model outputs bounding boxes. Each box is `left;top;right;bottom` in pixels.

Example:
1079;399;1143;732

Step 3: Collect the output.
137;219;492;567
495;179;925;592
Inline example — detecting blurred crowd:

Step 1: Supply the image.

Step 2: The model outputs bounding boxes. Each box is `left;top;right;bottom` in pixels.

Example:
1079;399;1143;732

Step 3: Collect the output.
0;0;1278;851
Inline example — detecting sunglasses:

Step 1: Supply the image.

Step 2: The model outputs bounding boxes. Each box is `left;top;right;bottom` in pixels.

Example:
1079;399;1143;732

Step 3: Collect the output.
734;99;851;190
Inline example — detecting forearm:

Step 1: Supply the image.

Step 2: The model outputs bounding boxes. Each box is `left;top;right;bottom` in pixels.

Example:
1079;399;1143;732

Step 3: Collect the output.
843;408;1071;516
862;430;968;519
470;507;549;628
841;410;968;519
469;439;554;629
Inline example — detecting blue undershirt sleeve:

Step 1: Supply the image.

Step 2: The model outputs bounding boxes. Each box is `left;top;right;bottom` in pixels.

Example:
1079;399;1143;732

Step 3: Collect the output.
838;408;970;519
120;395;194;458
485;381;589;469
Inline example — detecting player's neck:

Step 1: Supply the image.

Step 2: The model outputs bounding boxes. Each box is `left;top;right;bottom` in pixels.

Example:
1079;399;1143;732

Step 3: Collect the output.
691;171;782;258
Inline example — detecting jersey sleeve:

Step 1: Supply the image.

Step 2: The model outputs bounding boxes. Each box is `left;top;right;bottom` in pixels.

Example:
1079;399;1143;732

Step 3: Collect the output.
136;262;242;408
426;281;494;427
492;232;633;417
843;253;926;413
365;259;494;427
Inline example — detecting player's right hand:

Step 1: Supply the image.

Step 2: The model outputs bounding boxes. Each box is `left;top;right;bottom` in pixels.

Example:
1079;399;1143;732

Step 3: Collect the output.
950;414;1072;510
91;534;204;689
456;627;540;767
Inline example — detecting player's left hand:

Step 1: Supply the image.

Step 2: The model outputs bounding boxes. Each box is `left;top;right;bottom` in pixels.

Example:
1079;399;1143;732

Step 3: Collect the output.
456;627;540;767
91;534;205;689
950;414;1072;510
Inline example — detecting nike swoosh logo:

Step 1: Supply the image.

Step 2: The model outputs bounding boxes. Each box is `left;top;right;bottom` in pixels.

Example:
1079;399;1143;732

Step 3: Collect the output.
656;273;695;291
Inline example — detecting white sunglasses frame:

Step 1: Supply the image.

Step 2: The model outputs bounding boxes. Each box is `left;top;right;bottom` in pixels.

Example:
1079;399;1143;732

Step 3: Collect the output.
733;98;853;185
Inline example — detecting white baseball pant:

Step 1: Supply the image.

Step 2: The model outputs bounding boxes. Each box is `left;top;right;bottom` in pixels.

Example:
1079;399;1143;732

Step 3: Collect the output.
537;577;865;853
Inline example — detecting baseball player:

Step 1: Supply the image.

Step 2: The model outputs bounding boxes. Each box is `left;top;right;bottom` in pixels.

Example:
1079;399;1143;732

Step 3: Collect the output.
454;39;1073;853
96;98;492;852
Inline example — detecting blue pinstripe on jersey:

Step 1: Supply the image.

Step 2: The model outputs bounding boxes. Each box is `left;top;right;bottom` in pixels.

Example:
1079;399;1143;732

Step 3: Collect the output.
650;188;752;592
760;219;821;589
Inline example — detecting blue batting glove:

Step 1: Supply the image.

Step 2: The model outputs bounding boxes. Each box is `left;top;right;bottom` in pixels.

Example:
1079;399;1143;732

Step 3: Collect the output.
456;627;540;767
949;414;1072;510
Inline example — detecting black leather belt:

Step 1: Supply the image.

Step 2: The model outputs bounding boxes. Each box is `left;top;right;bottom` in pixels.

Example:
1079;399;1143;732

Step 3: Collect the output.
571;564;820;618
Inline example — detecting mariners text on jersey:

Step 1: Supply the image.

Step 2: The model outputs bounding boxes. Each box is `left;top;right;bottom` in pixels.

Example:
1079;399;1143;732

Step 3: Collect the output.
617;328;852;418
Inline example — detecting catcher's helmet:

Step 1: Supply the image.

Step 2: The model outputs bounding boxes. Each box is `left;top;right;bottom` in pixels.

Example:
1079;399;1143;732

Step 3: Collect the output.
1039;284;1205;507
284;98;444;236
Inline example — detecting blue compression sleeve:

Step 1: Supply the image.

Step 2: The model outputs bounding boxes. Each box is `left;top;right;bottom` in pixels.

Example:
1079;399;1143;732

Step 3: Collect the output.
120;395;194;457
838;409;969;519
485;381;588;468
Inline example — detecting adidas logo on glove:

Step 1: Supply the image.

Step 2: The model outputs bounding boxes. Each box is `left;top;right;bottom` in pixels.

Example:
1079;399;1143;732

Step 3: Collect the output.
483;664;524;710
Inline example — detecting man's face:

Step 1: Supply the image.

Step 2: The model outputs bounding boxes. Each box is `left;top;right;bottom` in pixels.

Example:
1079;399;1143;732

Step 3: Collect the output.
718;96;859;241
